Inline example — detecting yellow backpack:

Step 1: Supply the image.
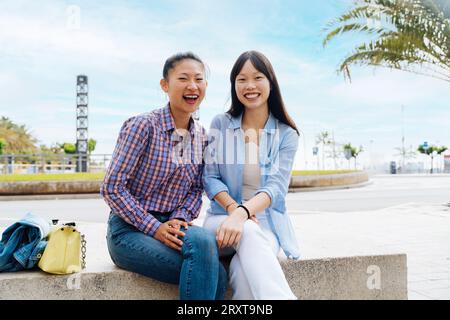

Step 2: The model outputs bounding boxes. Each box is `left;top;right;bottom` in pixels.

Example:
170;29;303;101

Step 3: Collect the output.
38;222;86;275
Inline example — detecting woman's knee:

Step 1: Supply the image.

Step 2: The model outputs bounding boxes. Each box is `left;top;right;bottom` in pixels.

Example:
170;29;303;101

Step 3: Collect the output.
241;220;264;240
182;226;218;255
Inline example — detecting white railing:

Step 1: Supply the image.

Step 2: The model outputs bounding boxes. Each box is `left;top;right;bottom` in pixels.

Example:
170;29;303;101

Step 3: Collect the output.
0;154;112;175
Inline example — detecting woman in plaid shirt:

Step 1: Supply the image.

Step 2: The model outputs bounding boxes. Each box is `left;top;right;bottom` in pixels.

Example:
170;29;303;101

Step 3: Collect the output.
101;52;227;300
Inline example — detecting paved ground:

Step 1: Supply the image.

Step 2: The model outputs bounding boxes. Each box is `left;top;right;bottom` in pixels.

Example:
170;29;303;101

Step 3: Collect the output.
1;174;449;299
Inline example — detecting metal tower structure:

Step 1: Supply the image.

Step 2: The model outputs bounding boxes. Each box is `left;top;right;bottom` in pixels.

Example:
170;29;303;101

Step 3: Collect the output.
76;75;88;172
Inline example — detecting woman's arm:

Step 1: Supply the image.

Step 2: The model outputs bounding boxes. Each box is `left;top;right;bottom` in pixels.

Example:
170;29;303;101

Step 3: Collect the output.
203;115;231;201
214;191;239;214
100;117;163;236
240;192;271;218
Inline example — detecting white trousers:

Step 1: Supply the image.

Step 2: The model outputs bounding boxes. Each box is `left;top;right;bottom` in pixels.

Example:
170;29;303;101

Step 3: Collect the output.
203;214;297;300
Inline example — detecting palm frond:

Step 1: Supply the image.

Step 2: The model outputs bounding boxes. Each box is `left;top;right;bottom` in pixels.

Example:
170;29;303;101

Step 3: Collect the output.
323;0;450;82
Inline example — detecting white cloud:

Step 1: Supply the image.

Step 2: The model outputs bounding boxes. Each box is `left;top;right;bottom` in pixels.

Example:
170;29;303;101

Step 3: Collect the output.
328;68;450;107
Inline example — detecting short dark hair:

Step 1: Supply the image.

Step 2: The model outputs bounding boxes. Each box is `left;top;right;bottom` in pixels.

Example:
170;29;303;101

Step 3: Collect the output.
162;52;205;80
227;50;299;135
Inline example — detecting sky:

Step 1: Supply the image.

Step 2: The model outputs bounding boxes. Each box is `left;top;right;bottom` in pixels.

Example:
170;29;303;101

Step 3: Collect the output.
0;0;449;171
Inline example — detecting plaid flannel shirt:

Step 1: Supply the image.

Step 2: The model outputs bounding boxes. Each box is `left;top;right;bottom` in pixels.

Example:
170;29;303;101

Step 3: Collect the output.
100;105;207;236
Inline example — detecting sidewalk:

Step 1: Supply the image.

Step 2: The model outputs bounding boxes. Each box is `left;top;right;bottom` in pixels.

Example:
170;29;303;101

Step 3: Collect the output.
290;202;450;300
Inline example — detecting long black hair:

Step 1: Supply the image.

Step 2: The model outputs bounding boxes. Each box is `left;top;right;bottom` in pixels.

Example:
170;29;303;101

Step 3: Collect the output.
227;50;299;135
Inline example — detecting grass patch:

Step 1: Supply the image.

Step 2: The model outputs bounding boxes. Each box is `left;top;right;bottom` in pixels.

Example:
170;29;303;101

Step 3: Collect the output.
291;170;358;176
0;172;105;182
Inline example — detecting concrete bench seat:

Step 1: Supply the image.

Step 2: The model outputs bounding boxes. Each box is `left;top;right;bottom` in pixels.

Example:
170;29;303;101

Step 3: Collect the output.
0;254;407;300
0;222;408;300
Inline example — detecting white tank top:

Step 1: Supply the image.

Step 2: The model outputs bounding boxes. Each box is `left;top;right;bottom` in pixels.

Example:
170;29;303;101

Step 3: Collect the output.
242;141;270;226
242;142;261;202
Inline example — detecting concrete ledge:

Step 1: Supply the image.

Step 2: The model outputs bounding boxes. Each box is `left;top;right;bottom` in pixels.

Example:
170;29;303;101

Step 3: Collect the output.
282;254;407;300
0;180;101;195
290;171;369;189
0;254;407;300
0;172;370;196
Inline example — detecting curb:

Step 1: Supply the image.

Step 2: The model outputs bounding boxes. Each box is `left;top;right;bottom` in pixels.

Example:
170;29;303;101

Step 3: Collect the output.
289;181;373;193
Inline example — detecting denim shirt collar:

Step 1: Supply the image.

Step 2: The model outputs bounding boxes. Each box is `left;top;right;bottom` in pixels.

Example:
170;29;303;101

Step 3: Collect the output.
228;112;277;133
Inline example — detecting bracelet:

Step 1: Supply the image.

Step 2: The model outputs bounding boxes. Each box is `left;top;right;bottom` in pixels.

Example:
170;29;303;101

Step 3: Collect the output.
237;205;251;220
225;202;237;213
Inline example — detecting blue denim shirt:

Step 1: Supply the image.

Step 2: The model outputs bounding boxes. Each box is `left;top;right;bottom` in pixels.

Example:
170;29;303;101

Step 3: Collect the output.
203;112;301;260
0;212;51;272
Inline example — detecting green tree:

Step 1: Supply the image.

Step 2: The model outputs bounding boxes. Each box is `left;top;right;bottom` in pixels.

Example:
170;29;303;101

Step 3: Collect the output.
62;143;77;154
0;138;6;155
0;117;38;154
324;132;343;170
88;138;97;154
343;143;364;170
418;144;448;173
323;0;450;82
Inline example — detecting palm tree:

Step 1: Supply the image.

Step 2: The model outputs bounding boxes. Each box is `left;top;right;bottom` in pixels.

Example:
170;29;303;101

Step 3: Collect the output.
315;131;332;170
0;117;38;154
323;0;450;82
394;144;417;172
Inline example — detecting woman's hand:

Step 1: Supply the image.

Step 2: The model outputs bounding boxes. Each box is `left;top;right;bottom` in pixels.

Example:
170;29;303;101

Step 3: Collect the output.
154;219;193;251
216;208;248;249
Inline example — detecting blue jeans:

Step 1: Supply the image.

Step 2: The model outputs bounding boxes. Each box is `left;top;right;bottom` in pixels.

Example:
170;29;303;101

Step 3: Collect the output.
106;211;228;300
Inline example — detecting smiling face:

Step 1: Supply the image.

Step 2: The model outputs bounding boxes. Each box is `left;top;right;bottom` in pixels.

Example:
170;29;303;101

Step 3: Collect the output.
160;59;207;115
234;59;271;111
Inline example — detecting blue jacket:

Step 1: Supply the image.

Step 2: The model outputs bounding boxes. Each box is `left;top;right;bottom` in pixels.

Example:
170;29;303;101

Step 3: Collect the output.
203;112;301;260
0;212;51;272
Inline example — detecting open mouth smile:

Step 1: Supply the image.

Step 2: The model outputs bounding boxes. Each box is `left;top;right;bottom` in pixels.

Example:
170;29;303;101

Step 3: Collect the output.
244;93;260;100
183;94;199;105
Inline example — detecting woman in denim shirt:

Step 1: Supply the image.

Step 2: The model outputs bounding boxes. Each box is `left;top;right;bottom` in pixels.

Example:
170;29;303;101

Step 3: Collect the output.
203;51;300;300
